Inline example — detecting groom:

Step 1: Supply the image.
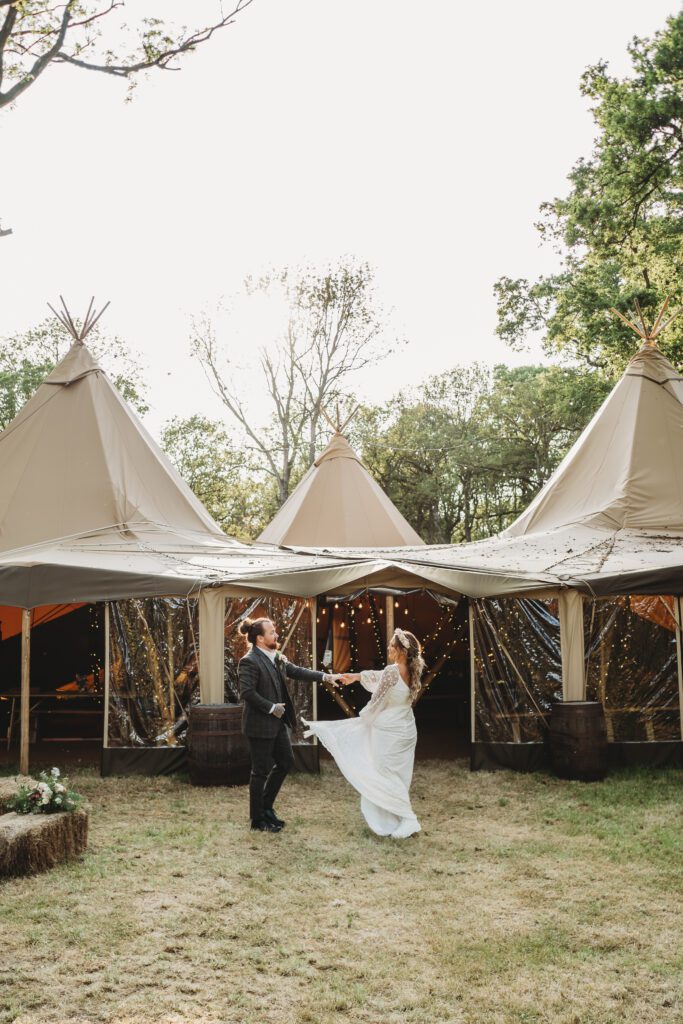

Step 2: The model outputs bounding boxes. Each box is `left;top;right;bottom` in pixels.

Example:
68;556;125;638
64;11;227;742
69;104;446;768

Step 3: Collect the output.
238;616;341;832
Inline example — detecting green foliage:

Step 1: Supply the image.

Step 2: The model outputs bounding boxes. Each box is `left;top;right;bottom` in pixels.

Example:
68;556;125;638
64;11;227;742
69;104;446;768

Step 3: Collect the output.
160;415;277;540
354;364;608;542
0;316;148;430
495;12;683;375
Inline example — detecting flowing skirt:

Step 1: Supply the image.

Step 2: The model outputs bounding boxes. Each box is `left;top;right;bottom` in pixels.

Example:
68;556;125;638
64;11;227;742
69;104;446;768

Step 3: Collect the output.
303;708;420;838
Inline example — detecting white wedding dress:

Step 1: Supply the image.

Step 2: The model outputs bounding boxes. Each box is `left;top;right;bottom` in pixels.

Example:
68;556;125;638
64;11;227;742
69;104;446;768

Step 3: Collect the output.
302;663;421;839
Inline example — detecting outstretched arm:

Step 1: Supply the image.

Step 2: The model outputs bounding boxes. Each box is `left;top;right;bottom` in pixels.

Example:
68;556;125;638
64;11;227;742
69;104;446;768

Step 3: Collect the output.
359;670;384;693
360;665;401;720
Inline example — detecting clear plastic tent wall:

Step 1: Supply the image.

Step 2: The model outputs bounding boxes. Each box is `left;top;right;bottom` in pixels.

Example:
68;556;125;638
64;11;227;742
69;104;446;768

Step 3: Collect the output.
472;598;562;743
108;598;199;747
584;596;681;742
472;594;683;746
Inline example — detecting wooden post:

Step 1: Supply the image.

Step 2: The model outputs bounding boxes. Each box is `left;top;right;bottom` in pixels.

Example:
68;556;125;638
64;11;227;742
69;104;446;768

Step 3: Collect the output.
310;599;318;740
385;595;394;648
469;602;476;744
20;609;31;777
103;604;110;749
676;598;683;742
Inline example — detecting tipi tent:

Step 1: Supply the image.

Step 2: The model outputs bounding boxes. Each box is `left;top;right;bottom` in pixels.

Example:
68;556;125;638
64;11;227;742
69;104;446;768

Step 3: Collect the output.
258;430;424;548
388;311;683;768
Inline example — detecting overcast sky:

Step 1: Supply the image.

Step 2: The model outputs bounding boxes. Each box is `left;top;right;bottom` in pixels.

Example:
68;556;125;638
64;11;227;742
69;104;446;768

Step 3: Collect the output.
0;0;677;436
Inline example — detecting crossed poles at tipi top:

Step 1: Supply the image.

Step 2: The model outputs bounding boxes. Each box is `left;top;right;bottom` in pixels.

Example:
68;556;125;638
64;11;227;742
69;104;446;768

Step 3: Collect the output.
610;296;681;347
48;296;110;344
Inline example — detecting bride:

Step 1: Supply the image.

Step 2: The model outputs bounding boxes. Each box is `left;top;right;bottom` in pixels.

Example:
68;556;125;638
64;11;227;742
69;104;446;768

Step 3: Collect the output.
302;627;424;839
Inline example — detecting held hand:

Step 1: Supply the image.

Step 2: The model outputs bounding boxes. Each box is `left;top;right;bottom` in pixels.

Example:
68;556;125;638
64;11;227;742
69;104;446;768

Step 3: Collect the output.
271;703;286;718
340;673;358;686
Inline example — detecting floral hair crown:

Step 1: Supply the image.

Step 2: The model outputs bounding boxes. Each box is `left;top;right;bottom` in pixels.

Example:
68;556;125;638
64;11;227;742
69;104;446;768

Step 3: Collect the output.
392;627;410;650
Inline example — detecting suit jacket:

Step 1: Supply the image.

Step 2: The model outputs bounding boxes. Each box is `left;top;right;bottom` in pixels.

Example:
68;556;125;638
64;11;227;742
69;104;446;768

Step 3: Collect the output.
239;646;325;739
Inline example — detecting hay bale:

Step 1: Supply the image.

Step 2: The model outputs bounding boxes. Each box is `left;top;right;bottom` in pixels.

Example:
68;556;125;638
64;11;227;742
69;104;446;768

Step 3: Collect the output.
0;808;88;877
0;775;37;815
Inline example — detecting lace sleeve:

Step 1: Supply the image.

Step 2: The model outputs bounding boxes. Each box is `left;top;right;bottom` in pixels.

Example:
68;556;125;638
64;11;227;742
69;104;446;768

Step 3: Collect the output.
360;664;400;720
359;670;384;693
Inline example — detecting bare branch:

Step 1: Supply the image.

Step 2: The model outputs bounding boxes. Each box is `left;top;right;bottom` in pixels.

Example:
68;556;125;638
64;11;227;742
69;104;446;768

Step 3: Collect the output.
54;1;255;79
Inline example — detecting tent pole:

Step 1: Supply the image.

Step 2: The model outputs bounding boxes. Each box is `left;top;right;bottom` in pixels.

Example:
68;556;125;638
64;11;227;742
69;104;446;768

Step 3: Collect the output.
103;604;110;750
198;589;226;704
469;602;476;744
676;598;683;742
385;596;394;648
559;590;585;701
310;599;318;738
20;609;31;777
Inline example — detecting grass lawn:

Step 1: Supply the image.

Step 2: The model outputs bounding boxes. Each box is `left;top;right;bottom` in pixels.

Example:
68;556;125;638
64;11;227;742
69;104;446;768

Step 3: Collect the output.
0;760;681;1024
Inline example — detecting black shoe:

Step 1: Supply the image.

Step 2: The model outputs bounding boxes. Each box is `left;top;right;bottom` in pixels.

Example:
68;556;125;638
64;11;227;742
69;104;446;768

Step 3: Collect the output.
250;817;282;833
263;807;285;828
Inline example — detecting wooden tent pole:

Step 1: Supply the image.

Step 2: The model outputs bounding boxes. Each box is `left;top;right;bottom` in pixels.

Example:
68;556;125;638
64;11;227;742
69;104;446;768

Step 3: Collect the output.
385;596;394;648
20;609;31;776
310;599;318;740
469;602;476;744
103;604;110;749
676;598;683;742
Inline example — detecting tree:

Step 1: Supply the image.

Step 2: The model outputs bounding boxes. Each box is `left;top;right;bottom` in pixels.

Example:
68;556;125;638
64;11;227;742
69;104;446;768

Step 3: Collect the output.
355;364;608;542
495;12;683;376
0;0;255;235
481;365;610;529
160;415;276;540
0;314;147;429
354;366;495;544
192;261;391;507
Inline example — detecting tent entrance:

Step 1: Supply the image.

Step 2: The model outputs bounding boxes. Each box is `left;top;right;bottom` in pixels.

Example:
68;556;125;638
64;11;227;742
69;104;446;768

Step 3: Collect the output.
315;590;471;760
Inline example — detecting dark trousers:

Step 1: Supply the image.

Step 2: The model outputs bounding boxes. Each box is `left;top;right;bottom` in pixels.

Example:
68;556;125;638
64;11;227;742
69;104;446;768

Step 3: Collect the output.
247;723;294;822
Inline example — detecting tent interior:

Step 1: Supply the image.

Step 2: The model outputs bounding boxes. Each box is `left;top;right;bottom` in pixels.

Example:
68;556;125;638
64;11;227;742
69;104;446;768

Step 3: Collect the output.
2;588;681;774
312;590;470;760
0;603;104;768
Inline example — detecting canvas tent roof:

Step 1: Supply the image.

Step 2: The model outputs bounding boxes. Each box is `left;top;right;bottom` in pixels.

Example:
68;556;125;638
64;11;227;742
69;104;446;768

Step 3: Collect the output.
1;335;530;607
257;431;424;548
506;343;683;537
0;339;362;605
0;341;226;552
8;327;681;608
395;342;683;596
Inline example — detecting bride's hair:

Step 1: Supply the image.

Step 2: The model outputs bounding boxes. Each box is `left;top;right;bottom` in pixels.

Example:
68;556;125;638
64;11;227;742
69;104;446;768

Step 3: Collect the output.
391;628;425;698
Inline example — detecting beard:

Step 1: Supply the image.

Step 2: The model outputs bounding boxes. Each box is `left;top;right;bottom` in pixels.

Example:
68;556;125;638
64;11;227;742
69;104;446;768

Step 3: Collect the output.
264;637;278;650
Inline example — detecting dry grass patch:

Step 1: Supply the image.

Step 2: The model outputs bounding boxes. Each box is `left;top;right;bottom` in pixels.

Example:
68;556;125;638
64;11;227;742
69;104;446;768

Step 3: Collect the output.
0;761;681;1024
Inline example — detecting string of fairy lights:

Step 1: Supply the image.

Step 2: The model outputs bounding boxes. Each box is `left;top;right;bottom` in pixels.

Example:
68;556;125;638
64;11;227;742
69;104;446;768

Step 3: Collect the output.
313;592;469;714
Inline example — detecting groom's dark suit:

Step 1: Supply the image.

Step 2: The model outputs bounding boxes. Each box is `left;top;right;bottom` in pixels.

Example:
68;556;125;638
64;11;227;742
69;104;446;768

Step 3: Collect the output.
239;645;325;823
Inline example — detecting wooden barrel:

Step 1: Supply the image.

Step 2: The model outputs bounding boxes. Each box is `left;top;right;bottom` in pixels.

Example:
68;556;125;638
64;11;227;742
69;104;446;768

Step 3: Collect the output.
187;704;251;787
549;701;608;781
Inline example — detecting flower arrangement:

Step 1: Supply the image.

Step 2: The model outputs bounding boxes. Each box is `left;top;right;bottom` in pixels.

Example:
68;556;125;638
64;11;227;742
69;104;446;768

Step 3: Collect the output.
7;767;83;816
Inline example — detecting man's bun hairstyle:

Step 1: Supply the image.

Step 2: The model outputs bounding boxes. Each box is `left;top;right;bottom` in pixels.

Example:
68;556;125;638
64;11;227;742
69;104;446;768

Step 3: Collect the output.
239;617;270;646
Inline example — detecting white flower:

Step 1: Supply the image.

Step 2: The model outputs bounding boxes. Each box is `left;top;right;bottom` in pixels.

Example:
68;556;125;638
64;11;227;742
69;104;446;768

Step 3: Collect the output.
51;767;60;778
55;783;66;794
55;797;62;805
36;782;50;795
41;793;50;805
